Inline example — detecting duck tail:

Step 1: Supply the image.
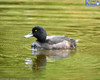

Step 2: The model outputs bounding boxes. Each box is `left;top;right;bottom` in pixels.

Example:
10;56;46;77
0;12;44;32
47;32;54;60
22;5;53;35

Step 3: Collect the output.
71;39;79;49
75;39;79;44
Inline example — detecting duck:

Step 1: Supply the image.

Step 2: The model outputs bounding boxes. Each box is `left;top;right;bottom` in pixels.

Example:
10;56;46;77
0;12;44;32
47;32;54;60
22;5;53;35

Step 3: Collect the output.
24;26;78;50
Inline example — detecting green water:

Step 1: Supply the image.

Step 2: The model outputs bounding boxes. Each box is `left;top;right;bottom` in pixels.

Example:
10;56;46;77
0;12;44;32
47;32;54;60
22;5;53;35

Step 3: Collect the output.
0;0;100;80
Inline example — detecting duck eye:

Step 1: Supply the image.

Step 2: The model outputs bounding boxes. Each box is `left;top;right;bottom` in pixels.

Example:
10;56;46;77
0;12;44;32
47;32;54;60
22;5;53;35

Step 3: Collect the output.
35;30;37;32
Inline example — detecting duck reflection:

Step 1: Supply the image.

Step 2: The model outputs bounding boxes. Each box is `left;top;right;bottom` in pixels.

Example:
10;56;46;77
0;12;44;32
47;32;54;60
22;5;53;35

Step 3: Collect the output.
32;54;46;71
25;49;76;71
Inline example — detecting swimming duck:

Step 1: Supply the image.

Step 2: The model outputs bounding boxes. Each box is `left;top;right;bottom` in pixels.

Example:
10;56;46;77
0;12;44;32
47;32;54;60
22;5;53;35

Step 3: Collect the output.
24;26;78;50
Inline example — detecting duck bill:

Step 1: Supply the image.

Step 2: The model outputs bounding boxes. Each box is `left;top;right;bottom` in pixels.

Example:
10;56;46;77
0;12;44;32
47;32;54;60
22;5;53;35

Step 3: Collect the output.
24;32;33;38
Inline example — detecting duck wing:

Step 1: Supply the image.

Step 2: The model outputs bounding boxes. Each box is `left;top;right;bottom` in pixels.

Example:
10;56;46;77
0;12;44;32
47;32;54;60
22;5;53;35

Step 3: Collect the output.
46;35;75;45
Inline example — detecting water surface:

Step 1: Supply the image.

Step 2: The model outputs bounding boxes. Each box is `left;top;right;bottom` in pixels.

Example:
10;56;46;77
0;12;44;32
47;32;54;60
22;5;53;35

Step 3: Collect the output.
0;0;100;80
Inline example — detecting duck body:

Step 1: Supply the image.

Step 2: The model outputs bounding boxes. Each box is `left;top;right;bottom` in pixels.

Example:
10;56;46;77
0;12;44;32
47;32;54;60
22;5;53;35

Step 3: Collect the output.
24;26;78;50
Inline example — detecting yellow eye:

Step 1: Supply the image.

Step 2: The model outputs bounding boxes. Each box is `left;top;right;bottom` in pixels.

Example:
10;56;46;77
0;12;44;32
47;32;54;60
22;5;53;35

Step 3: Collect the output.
35;30;37;32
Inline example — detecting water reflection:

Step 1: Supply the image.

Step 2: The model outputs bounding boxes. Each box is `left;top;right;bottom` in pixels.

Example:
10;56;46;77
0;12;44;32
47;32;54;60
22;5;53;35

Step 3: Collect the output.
25;49;76;71
32;54;46;72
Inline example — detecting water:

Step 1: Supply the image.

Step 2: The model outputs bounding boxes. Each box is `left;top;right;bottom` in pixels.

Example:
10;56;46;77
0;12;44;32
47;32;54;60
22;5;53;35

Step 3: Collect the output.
0;0;100;80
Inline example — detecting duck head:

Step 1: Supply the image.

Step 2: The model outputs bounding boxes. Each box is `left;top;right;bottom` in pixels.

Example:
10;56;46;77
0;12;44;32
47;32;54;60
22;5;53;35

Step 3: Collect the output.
24;26;47;43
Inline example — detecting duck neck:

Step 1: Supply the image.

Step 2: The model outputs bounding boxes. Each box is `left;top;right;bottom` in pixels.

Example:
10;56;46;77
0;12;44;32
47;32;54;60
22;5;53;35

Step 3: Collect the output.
37;36;46;43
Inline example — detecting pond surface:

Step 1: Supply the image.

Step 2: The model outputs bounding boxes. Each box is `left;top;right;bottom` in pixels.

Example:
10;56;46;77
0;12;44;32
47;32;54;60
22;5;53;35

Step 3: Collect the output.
0;0;100;80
